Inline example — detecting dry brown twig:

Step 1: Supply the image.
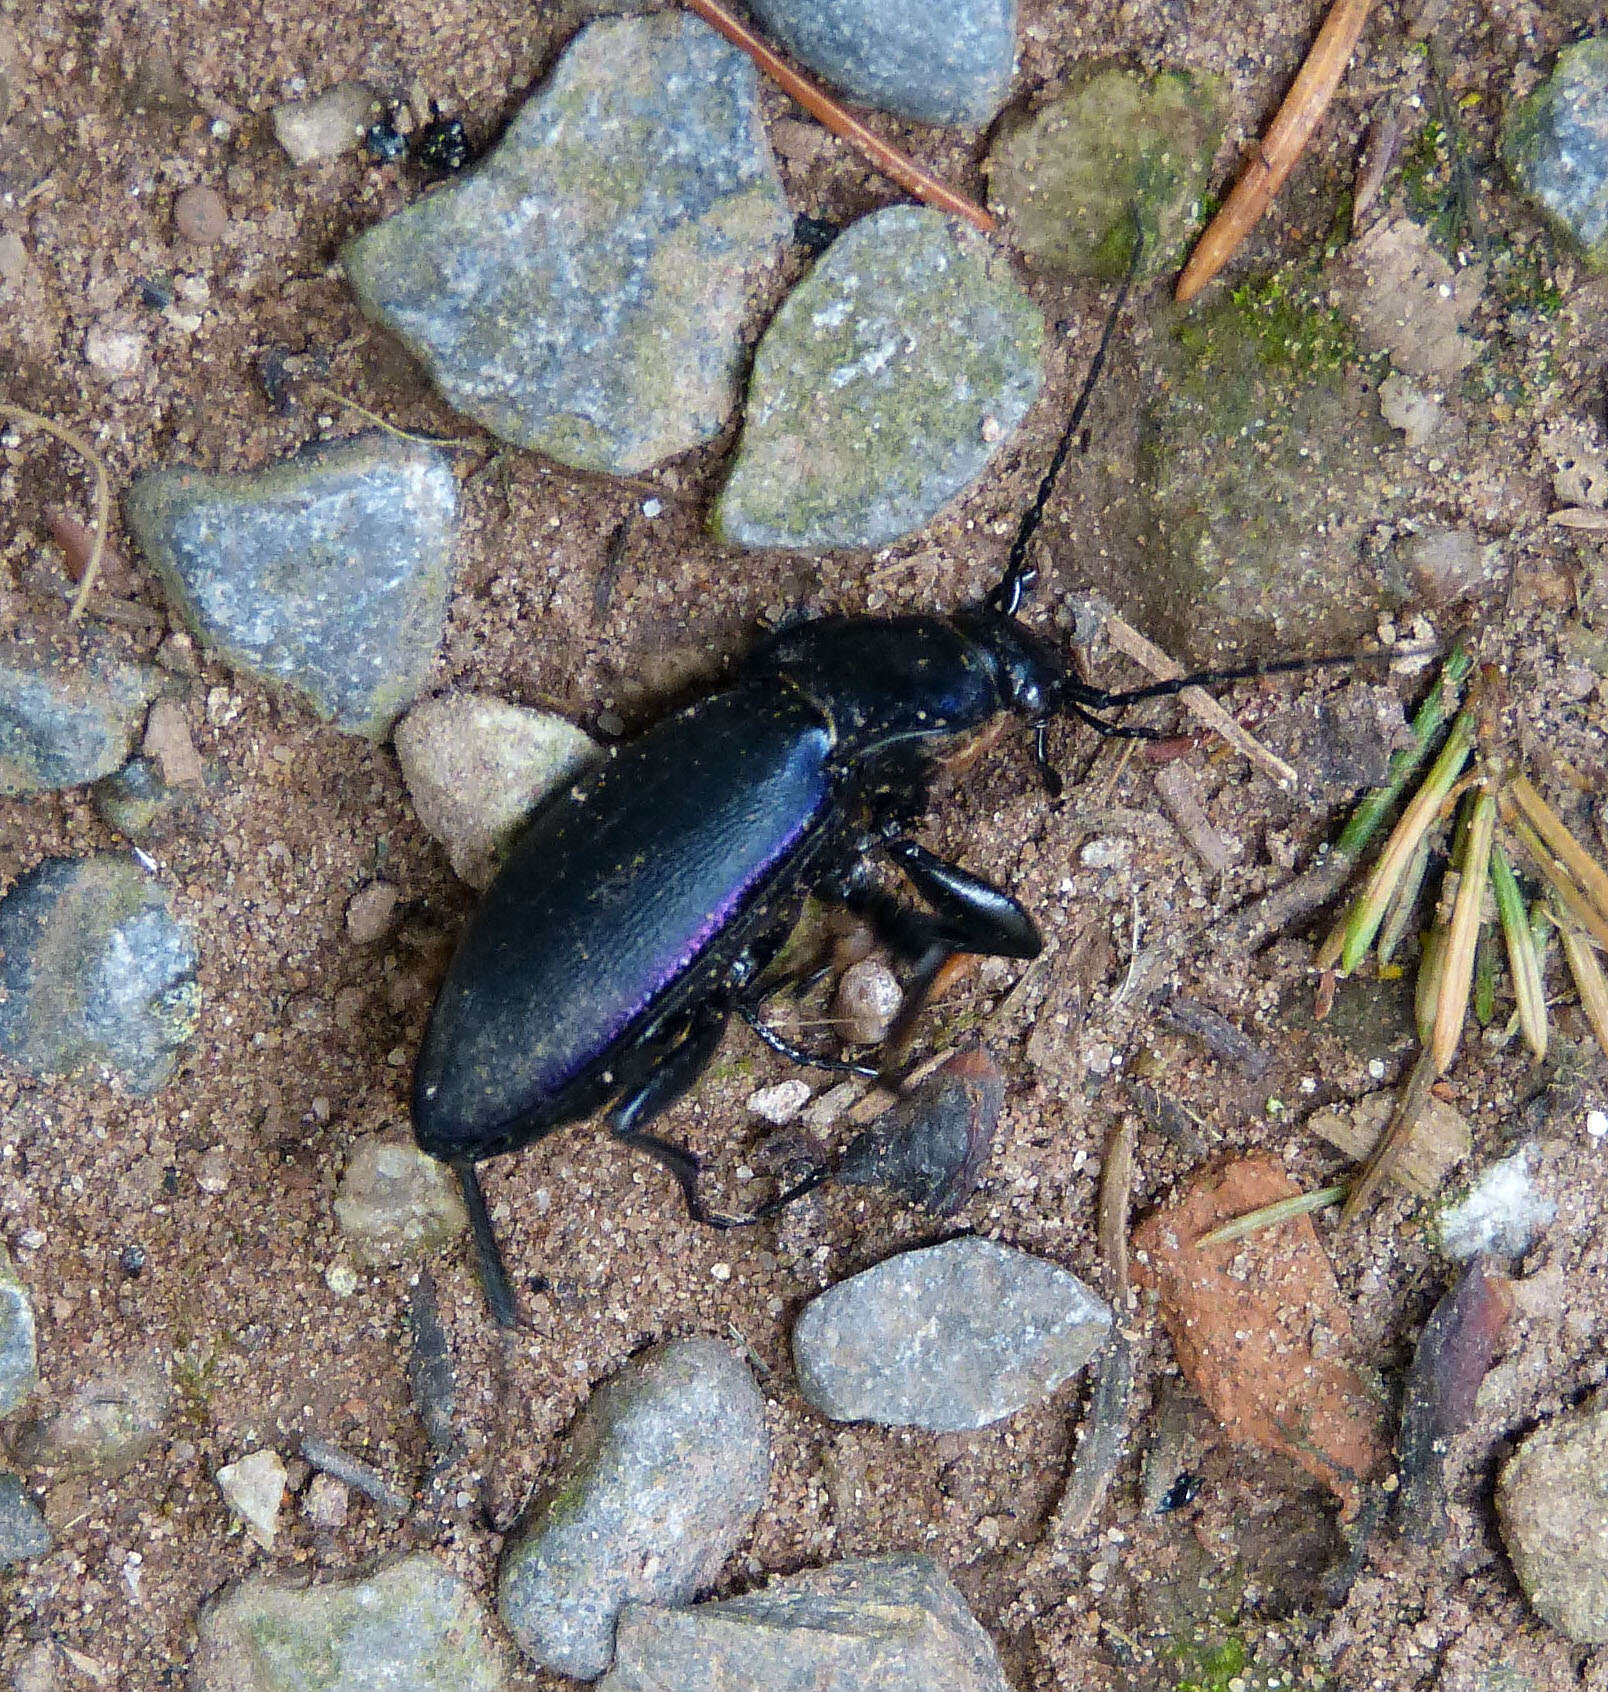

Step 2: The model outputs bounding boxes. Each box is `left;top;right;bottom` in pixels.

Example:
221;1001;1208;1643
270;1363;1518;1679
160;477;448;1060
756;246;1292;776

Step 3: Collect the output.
1103;615;1299;787
1176;0;1376;303
680;0;996;234
1;402;111;620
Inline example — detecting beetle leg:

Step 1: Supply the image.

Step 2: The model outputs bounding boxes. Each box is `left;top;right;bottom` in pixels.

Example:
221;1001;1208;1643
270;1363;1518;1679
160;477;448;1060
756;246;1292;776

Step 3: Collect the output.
606;1002;731;1218
883;838;1044;960
454;1161;521;1330
736;1002;880;1077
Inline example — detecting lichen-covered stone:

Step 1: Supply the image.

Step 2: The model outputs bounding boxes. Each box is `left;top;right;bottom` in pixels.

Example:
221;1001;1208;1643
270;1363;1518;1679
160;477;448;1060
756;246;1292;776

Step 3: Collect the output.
193;1553;507;1692
125;432;458;739
746;0;1016;127
987;69;1225;279
0;854;199;1092
1503;38;1608;269
1497;1406;1608;1642
598;1555;1013;1692
1076;282;1401;663
714;207;1043;551
0;633;160;796
499;1337;769;1679
0;1246;38;1417
792;1236;1111;1431
344;13;790;473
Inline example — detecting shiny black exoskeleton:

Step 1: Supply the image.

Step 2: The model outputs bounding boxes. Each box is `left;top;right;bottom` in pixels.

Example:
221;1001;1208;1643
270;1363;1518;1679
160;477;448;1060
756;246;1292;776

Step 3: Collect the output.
413;588;1309;1322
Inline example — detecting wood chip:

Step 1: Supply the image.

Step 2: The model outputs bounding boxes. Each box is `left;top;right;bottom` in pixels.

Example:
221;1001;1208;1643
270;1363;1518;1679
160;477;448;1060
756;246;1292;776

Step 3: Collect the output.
1152;762;1239;875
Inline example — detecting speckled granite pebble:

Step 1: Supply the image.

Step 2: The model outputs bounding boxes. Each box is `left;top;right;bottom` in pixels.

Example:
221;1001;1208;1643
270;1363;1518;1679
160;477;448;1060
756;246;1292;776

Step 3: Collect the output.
344;13;789;472
499;1337;769;1679
713;207;1043;551
598;1555;1013;1692
746;0;1016;127
0;1247;37;1417
1497;1405;1608;1642
0;853;199;1092
0;634;159;796
126;432;458;739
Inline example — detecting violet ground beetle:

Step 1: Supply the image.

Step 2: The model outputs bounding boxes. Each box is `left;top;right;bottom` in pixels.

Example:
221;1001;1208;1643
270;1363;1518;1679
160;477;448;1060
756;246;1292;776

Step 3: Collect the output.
413;264;1353;1325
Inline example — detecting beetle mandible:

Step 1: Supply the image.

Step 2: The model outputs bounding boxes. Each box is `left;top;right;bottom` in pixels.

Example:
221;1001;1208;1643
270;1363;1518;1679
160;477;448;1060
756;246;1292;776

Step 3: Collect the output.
413;293;1341;1325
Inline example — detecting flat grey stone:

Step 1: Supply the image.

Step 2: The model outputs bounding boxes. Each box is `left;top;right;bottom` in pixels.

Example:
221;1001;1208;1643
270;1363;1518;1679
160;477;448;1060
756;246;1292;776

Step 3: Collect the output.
1497;1406;1608;1642
499;1337;769;1679
0;632;160;795
15;1352;171;1477
192;1553;507;1691
0;853;199;1092
986;69;1225;280
1079;283;1402;664
1504;38;1608;269
747;0;1016;127
792;1236;1110;1431
0;1246;38;1416
0;1472;51;1566
713;207;1043;551
125;432;458;739
598;1554;1012;1692
344;13;790;473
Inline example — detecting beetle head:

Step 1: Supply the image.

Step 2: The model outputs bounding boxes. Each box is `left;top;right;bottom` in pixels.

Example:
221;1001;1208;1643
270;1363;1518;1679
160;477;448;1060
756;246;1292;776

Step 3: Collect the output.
950;607;1070;721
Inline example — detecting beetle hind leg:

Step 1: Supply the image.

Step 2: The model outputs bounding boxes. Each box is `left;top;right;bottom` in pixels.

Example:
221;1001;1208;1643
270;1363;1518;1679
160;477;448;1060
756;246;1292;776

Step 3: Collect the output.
454;1161;521;1330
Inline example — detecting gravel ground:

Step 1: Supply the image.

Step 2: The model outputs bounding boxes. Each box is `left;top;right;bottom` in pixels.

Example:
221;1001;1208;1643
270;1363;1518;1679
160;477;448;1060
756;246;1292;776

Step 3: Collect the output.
2;0;1607;1687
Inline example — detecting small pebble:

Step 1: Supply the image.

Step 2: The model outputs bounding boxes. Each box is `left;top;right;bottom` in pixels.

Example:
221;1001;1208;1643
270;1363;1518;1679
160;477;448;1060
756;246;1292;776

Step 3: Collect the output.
1587;1109;1607;1140
302;1472;349;1528
142;698;204;787
216;1448;286;1549
345;880;400;945
746;1079;811;1124
833;957;902;1046
271;82;375;166
173;185;228;245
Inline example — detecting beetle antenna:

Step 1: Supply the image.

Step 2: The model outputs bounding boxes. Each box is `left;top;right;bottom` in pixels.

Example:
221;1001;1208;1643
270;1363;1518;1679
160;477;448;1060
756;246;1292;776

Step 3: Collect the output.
989;210;1145;620
455;1161;520;1329
1068;651;1366;714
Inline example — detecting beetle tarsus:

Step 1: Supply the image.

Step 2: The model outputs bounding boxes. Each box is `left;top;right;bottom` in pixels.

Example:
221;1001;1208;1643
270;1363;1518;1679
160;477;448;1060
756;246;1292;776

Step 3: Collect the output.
455;1162;520;1330
737;1003;880;1077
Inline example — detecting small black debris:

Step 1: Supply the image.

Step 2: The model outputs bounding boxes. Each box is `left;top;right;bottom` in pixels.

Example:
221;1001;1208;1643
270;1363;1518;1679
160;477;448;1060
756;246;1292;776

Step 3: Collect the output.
1157;1469;1203;1513
793;214;839;255
365;119;407;163
413;106;470;174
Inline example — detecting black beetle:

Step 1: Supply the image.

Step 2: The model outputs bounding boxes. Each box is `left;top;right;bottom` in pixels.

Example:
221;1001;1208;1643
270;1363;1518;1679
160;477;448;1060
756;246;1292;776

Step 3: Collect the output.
412;294;1344;1325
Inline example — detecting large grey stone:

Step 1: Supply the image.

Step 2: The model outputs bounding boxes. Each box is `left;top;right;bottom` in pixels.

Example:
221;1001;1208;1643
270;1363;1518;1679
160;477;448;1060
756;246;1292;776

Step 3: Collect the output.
0;1246;37;1416
1497;1406;1608;1642
499;1337;769;1679
1504;38;1608;269
344;13;790;473
0;634;160;795
792;1236;1110;1431
0;854;199;1092
986;69;1226;281
713;207;1043;551
192;1553;507;1691
747;0;1016;127
125;433;458;739
598;1555;1013;1692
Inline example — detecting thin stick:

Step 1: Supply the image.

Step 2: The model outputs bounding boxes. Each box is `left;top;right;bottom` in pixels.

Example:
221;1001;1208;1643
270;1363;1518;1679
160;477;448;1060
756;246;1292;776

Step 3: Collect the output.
1;403;111;619
1176;0;1376;302
1340;1044;1436;1225
680;0;996;234
303;383;487;452
1102;615;1298;787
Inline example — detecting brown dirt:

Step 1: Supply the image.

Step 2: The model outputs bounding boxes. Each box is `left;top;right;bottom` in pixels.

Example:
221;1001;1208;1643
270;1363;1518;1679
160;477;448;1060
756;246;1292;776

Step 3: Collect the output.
1;1;1607;1688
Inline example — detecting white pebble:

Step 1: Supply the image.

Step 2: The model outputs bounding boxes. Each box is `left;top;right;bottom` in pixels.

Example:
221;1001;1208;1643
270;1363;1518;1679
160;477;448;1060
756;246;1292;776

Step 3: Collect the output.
1587;1110;1608;1141
746;1079;811;1124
